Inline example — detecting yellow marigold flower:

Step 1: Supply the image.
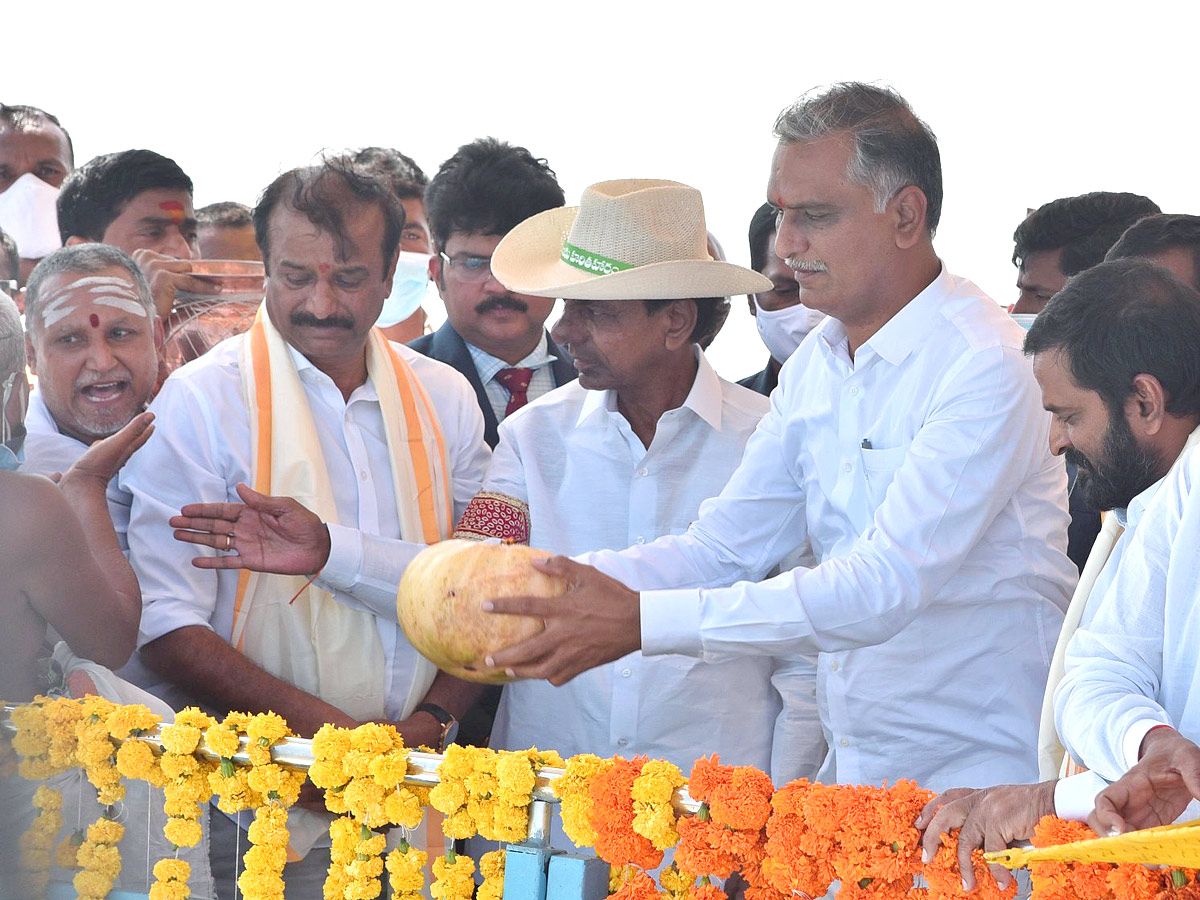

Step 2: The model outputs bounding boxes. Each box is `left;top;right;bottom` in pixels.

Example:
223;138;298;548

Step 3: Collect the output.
429;780;468;813
308;758;348;790
632;801;679;851
116;740;164;785
442;809;476;840
54;833;82;869
348;721;398;754
490;803;531;842
345;876;382;900
86;818;125;845
438;744;481;780
344;778;389;827
160;752;202;780
610;863;638;893
106;704;161;739
324;788;349;814
496;753;536;796
238;867;286;899
149;880;192;900
384;788;423;828
631;760;683;804
358;832;387;857
659;863;694;894
244;841;289;872
347;855;385;879
431;853;476;900
204;723;242;758
385;845;428;892
311;723;352;758
33;785;62;810
160;724;204;756
152;858;191;881
479;849;505;880
246;762;288;796
164;816;203;848
367;749;410;788
74;867;117;897
174;708;217;730
534;748;565;768
211;769;261;814
246;712;289;744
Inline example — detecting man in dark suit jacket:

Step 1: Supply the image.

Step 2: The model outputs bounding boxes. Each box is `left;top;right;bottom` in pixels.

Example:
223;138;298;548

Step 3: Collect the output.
410;138;576;447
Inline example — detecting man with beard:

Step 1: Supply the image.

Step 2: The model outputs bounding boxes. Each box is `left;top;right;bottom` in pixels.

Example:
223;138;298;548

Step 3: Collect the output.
917;259;1200;891
410;138;576;448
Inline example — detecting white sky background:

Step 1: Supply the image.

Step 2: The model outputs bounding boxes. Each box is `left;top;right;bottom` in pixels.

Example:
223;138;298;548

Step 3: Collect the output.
7;0;1199;381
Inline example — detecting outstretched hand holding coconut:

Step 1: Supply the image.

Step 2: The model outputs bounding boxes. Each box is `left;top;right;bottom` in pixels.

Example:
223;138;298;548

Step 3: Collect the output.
477;555;642;686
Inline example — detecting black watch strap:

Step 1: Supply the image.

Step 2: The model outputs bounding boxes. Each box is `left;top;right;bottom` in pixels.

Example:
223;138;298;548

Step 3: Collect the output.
416;703;459;751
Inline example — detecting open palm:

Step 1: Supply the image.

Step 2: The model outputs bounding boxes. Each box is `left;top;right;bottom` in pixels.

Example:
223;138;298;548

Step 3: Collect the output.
170;482;330;575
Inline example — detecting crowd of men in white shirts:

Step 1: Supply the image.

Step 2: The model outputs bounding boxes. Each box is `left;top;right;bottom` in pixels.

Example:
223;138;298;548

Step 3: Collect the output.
4;82;1200;898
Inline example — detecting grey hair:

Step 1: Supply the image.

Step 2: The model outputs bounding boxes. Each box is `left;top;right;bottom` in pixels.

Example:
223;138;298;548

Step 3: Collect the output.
25;243;155;335
773;82;943;235
0;292;24;379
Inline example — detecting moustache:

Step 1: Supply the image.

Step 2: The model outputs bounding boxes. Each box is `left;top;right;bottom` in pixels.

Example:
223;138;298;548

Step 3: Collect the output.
475;295;528;315
291;310;355;330
1063;448;1094;473
786;256;829;274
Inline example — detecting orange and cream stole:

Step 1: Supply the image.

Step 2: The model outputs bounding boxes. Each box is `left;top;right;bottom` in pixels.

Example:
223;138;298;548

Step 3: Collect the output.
232;305;453;723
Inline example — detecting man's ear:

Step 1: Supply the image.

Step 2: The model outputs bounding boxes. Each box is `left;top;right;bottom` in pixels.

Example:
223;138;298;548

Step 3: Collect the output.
1127;372;1168;437
25;333;38;376
891;185;929;250
64;235;88;247
429;253;446;295
152;315;165;355
663;299;699;351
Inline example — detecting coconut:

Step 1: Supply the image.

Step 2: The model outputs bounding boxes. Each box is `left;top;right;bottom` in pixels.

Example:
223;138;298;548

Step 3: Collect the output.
397;539;567;683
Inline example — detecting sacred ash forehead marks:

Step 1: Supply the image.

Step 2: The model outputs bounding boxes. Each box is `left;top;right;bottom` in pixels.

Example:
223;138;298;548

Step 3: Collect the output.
38;275;150;328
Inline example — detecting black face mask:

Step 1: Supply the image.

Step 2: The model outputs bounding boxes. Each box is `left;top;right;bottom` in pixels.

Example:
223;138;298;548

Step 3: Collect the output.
1065;409;1163;511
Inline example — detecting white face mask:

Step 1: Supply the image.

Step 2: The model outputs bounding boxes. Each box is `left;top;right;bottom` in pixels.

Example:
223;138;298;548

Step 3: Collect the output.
754;298;827;363
1010;313;1038;332
377;251;432;327
0;172;63;260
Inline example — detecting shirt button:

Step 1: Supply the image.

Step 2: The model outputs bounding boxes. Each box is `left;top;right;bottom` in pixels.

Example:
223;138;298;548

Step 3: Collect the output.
849;386;859;396
635;536;645;544
842;462;852;473
638;468;649;477
617;738;629;747
840;737;850;747
358;469;368;481
621;668;632;678
830;661;840;672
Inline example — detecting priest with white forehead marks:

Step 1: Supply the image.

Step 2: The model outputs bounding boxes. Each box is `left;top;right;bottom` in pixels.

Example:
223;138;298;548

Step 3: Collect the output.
23;242;162;476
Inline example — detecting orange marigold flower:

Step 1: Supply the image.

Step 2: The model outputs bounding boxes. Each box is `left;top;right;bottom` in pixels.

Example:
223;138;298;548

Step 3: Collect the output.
687;881;727;900
688;756;730;803
708;766;774;831
610;870;660;900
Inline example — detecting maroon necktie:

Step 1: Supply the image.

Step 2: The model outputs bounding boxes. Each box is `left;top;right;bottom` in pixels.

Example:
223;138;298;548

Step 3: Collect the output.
495;367;535;416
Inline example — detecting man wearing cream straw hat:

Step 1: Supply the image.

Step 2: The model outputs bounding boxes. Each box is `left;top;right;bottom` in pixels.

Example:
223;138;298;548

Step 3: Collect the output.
454;180;827;804
481;82;1077;794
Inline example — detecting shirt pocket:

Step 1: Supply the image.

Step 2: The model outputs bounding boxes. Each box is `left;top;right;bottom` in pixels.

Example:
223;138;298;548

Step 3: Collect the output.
860;445;909;508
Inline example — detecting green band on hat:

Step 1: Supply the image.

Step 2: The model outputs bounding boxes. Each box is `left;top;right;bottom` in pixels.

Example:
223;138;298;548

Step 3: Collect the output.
560;241;634;276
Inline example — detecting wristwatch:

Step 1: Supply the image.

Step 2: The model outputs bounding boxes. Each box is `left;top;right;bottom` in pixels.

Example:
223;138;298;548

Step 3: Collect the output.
416;703;460;752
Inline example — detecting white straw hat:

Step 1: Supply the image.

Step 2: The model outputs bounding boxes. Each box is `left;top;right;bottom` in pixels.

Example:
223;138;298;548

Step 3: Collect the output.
491;179;772;300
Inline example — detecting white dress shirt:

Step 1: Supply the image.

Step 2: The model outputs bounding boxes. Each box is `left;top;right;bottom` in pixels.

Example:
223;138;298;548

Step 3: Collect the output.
467;331;558;424
1056;444;1200;793
581;267;1076;791
119;334;490;720
485;349;825;786
22;388;87;477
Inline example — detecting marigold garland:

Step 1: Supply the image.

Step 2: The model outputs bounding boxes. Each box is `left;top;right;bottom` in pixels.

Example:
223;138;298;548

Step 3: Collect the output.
631;759;685;851
431;850;476;900
590;756;664;870
923;829;1018;900
159;707;217;849
554;753;613;847
478;848;506;900
73;815;124;899
20;784;62;899
386;838;428;900
149;858;191;900
75;695;124;805
611;869;662;900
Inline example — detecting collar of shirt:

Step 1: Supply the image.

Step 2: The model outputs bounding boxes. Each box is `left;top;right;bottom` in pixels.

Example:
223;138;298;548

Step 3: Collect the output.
575;346;723;431
285;340;379;404
817;264;953;368
467;331;556;385
24;387;62;436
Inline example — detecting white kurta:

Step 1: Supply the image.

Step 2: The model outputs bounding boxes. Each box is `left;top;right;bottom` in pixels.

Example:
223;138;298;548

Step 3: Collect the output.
581;267;1077;791
119;333;490;720
22;388;88;476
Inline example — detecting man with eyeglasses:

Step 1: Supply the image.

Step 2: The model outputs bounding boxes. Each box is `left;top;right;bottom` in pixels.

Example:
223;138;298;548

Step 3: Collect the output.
410;138;576;448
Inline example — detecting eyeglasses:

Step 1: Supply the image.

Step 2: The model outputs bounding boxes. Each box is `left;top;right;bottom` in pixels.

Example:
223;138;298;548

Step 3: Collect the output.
439;252;495;284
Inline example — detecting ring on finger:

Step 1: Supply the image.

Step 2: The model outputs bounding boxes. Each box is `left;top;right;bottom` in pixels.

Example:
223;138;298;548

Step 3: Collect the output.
225;533;233;551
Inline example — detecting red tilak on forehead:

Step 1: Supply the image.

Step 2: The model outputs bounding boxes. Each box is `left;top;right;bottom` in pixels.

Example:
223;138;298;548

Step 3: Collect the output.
318;263;331;274
159;201;185;223
89;313;100;328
